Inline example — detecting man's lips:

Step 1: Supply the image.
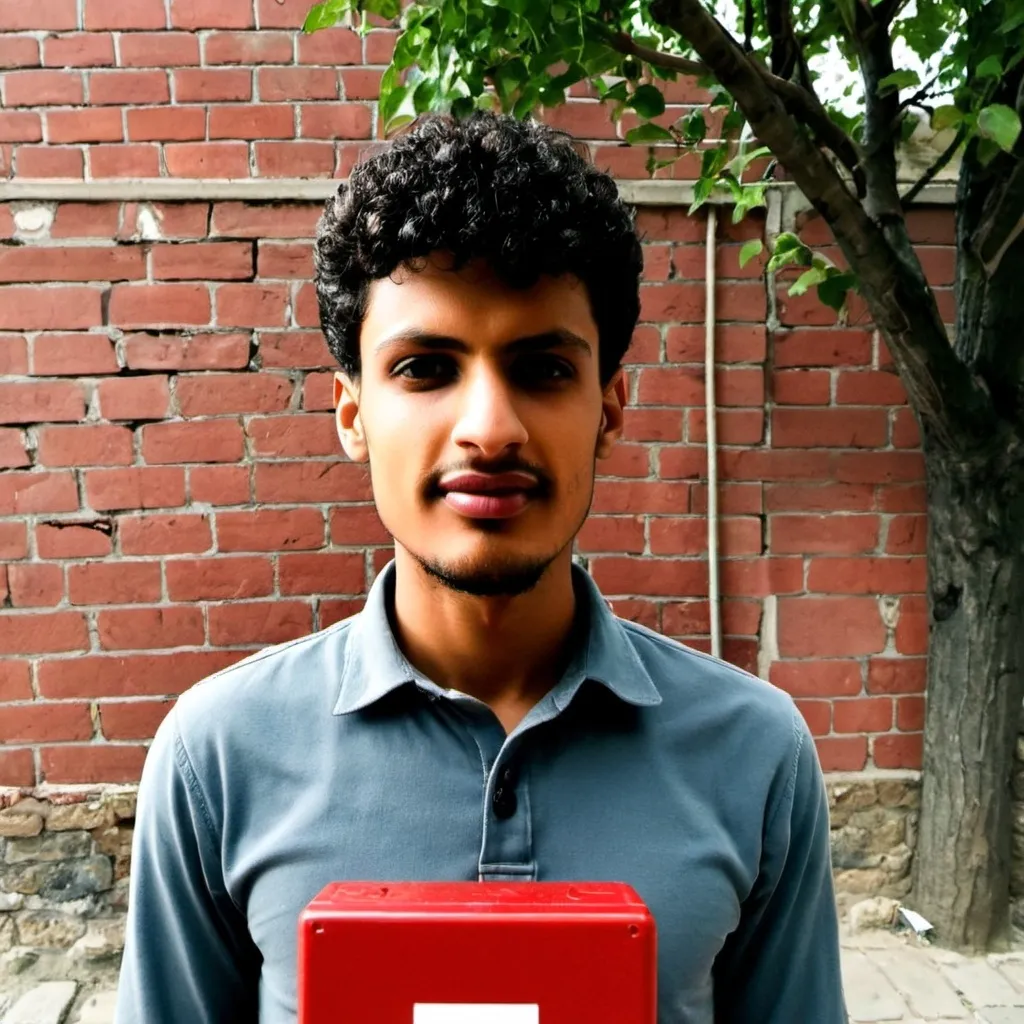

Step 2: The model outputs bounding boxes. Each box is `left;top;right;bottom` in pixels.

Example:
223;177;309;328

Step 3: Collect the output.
437;471;539;520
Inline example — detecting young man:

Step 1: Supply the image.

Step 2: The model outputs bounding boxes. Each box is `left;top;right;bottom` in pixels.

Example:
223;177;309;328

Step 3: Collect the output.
116;112;845;1023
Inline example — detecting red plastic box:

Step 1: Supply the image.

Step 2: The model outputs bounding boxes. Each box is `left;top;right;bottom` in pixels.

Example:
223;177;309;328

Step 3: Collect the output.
298;881;657;1023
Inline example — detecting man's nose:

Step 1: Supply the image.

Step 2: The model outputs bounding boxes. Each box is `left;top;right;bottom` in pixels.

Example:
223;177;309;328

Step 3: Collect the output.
450;364;528;457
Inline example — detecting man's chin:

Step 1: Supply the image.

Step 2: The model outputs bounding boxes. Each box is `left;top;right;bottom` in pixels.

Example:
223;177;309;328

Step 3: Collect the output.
412;551;555;598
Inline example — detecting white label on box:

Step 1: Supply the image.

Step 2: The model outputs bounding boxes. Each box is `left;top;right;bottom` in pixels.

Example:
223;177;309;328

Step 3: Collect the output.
413;1004;539;1024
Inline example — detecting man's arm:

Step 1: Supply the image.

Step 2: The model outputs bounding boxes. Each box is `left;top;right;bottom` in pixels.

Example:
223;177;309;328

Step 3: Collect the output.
712;710;847;1022
115;709;261;1024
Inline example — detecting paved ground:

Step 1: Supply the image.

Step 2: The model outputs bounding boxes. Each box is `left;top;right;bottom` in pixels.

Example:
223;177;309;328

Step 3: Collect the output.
4;929;1024;1022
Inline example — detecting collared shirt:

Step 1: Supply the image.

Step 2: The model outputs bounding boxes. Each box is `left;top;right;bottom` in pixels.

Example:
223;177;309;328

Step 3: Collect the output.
115;560;846;1024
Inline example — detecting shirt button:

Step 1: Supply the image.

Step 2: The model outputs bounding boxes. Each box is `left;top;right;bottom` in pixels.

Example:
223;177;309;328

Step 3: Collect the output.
492;785;517;820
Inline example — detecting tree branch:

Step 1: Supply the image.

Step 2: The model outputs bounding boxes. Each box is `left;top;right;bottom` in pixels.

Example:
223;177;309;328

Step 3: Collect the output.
976;161;1024;274
609;32;706;78
856;15;903;220
873;0;909;25
743;0;754;52
646;0;995;448
901;124;967;208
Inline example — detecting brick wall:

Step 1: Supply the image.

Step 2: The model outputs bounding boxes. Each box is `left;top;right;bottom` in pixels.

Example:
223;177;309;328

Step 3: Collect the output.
0;193;953;787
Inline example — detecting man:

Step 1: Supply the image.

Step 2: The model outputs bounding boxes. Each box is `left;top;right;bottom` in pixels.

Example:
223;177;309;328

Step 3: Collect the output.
116;112;846;1023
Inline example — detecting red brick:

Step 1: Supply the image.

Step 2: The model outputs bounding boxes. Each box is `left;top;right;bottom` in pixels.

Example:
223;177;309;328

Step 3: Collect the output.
37;425;132;467
0;381;85;423
885;515;927;555
171;0;253;28
172;67;252;102
0;471;78;513
97;606;204;650
209;103;293;140
151;241;252;280
214;283;289;327
85;0;166;29
772;408;888;448
661;600;709;636
815;736;868;771
119;512;211;555
730;450;837;483
0;286;100;329
1;0;77;29
0;749;35;787
834;697;893;733
278;551;366;594
68;561;161;605
8;563;64;606
257;330;328;367
795;700;831;736
591;480;689;514
36;520;113;558
0;702;93;743
108;284;210;329
0;245;144;283
299;102;372;139
41;745;148;784
209;599;312;645
89;144;161;178
177;372;292;415
48;108;124;147
142;420;244;464
318;598;364;627
204;30;293;64
302;370;333;410
658;446;707;481
897;695;925;731
126;106;206;141
14;145;85;178
0;36;40;68
637;366;704;406
50;202;119;237
622;408;682;443
89;68;168;104
771;514;879;555
807;556;926;594
4;69;82;106
329;505;390;546
778;596;885;657
85;466;185;510
166;555;273;600
122;198;212;240
165;141;250;178
895;595;928;655
0;427;28;468
769;660;863;698
773;328;872;368
37;649;244;698
123;332;250;370
777;285;869;327
255;141;335;177
210;202;321;239
623;325;660;364
0;660;32;701
891;407;921;449
255;0;309;27
0;610;88;653
877;484;927;512
836;452;925;484
589;556;708;598
867;657;926;694
189;464;249;504
598;443;650;478
0;334;27;373
340;68;382;100
873;733;923;769
119;32;199;66
97;375;170;420
764;483;874;512
576;515;645;554
772;369;830;406
217;507;324;552
297;27;362;64
905;209;955;245
100;698;175;739
254;460;372;504
838;369;909;406
292;282;319;328
647;517;703;556
0;111;41;142
0;520;28;557
687;409;764;446
259;67;338;102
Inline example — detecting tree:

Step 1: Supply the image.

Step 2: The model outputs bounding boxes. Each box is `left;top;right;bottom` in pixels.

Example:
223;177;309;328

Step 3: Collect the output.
303;0;1024;951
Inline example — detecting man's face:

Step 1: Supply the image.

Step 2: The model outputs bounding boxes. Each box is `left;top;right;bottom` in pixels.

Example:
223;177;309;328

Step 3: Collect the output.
334;255;625;597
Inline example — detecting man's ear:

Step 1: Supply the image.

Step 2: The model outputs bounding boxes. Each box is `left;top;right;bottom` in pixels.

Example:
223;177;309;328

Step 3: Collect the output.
595;370;627;460
334;372;368;463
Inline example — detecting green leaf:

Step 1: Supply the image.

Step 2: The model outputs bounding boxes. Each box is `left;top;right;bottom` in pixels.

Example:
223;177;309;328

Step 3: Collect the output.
773;232;804;254
877;70;920;96
818;272;858;312
977;104;1022;153
681;109;706;145
738;238;763;269
788;266;828;297
1000;9;1024;34
931;105;963;131
303;1;344;32
688;176;715;214
629;84;666;119
975;55;1003;79
625;123;674;144
766;241;813;272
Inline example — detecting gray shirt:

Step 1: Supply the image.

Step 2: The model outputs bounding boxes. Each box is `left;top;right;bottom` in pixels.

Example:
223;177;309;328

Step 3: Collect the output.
115;560;846;1024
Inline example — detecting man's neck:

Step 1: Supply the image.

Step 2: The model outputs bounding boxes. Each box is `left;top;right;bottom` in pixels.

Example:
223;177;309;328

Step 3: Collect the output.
388;546;581;733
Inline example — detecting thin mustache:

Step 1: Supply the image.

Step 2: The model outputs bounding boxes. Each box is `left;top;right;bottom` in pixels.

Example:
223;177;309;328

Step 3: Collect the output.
425;460;552;498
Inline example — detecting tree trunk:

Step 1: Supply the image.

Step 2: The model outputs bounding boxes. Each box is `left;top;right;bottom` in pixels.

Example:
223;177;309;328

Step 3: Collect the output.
911;444;1024;950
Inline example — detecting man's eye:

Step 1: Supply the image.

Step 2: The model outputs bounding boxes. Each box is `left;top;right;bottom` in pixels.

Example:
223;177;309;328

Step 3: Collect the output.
392;355;456;382
513;355;576;387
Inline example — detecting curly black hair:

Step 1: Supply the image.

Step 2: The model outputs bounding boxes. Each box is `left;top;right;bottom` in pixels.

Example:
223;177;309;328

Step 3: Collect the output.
313;111;643;386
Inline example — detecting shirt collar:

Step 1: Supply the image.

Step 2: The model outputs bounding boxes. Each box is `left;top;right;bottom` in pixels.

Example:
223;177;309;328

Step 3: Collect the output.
333;559;662;715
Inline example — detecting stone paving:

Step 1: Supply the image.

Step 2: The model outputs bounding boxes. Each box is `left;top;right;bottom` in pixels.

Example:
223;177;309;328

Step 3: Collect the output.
5;929;1024;1022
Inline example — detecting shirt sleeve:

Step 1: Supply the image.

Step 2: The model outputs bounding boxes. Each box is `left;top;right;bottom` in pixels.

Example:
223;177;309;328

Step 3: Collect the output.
114;709;261;1024
712;709;847;1023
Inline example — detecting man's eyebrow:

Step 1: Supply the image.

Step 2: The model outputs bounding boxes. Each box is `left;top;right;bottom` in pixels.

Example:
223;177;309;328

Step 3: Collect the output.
372;329;593;357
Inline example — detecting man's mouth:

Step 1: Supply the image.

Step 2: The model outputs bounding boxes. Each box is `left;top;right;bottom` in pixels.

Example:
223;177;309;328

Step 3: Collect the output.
436;471;539;520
